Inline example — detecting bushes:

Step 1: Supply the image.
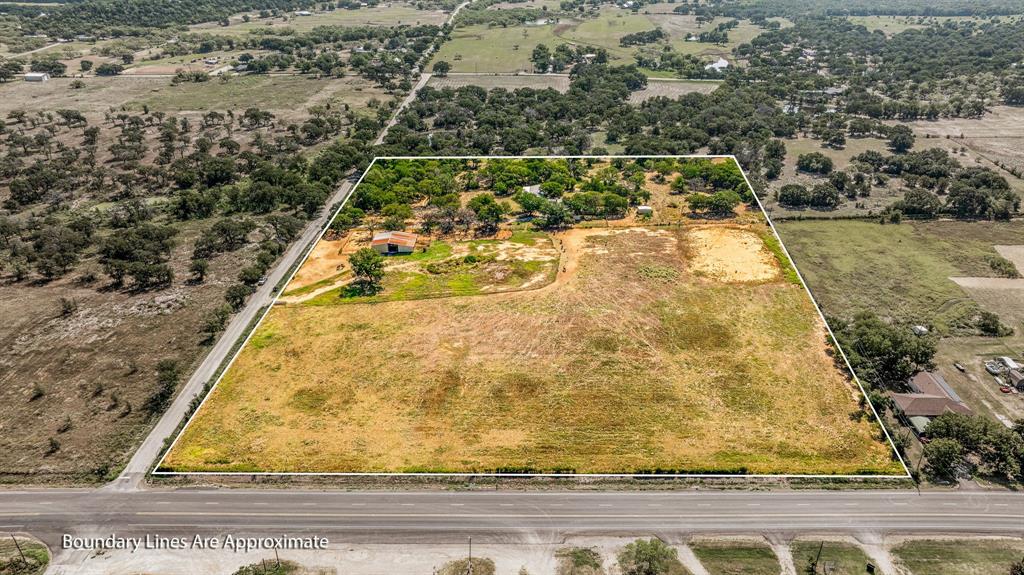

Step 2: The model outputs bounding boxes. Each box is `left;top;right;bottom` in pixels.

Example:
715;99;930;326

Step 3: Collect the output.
796;152;834;174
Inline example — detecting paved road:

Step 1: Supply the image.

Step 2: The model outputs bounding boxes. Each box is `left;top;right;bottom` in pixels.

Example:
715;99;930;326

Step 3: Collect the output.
111;179;355;491
2;489;1021;553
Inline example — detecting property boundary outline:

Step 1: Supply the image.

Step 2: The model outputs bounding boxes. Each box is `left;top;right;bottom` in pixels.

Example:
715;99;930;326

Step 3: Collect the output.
154;154;913;479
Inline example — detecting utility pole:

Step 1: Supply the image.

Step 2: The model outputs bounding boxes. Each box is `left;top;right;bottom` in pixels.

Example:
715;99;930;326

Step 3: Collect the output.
10;534;26;565
811;540;824;574
467;536;473;575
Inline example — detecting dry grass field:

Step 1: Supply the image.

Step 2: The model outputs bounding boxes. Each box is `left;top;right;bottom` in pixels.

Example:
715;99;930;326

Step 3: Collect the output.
163;162;901;474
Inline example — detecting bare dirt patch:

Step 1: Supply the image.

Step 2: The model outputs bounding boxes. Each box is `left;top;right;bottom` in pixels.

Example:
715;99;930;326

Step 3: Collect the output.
287;236;352;293
687;227;779;282
994;245;1024;270
629;79;722;103
428;74;571;92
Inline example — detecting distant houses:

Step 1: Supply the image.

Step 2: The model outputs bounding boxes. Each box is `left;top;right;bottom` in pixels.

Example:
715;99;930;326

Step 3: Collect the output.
370;231;418;255
24;72;50;82
890;371;971;436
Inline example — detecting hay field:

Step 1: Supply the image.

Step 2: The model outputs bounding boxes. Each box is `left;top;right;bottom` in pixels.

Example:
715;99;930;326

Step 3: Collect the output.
164;219;901;474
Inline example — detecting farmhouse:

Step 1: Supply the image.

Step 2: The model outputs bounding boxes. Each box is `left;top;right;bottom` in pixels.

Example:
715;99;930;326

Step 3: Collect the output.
370;231;418;255
890;371;971;436
24;72;50;82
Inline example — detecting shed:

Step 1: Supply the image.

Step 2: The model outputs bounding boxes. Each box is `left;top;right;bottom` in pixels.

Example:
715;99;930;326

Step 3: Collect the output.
24;72;50;82
370;231;417;255
998;356;1021;370
637;205;653;216
522;184;542;197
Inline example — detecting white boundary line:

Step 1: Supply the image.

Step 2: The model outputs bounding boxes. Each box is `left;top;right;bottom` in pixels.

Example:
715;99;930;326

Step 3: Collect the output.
154;154;912;480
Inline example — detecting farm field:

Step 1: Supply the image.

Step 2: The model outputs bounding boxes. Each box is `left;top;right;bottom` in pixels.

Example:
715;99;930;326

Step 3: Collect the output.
161;157;902;475
190;3;449;36
0;74;391;122
891;538;1024;575
426;73;721;102
429;7;765;74
774;219;1024;334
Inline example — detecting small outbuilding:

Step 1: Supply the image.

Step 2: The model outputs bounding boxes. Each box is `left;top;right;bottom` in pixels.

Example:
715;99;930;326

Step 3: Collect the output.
1008;369;1024;392
637;205;653;216
522;184;542;196
370;231;418;255
24;72;50;82
998;356;1021;371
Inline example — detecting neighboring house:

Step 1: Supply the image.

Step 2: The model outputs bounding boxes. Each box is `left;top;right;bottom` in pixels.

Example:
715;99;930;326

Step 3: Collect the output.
704;58;729;72
889;371;971;436
522;184;542;197
24;72;50;82
370;231;418;255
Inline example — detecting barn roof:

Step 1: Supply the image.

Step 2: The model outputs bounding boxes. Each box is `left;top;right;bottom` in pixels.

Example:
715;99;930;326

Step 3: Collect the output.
371;231;418;248
890;394;972;418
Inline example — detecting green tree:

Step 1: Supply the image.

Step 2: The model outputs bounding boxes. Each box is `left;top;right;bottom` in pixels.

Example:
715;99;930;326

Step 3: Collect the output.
923;437;964;482
432;60;451;77
889;125;916;153
80;59;93;72
349;247;385;294
618;539;678;575
531;44;551;73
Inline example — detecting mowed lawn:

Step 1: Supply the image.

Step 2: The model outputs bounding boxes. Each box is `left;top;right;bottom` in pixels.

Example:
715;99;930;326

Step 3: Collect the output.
775;220;1024;334
892;539;1024;575
163;224;901;474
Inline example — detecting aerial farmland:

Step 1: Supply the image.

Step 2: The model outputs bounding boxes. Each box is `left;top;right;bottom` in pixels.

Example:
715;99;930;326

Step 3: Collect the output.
161;157;903;475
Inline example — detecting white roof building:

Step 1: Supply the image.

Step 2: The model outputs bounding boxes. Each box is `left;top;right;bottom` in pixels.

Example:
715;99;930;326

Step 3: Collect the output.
24;72;50;82
704;58;729;72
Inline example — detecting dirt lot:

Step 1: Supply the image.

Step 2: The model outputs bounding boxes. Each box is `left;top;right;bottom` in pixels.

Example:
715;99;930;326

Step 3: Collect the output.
629;79;722;103
164;216;900;474
427;73;572;92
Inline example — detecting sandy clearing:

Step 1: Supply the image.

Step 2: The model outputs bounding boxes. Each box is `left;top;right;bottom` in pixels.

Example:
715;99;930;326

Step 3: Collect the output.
687;227;778;282
949;276;1024;289
995;245;1024;271
286;235;352;292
